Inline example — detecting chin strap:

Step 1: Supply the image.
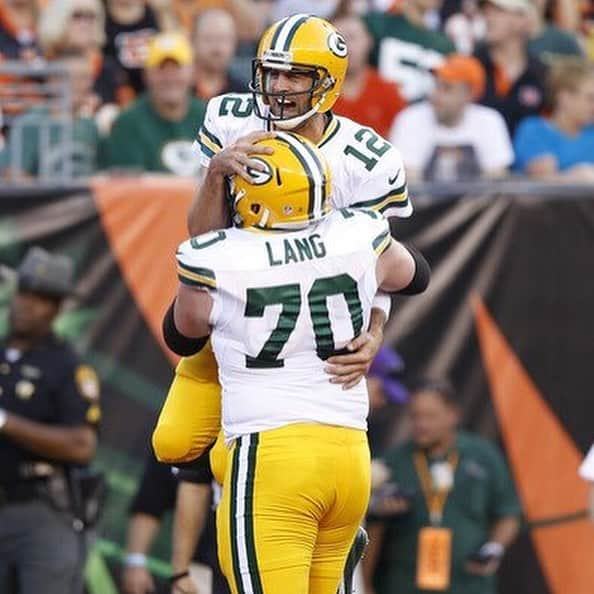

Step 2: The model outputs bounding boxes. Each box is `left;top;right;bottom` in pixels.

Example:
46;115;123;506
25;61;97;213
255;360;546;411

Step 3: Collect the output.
272;105;320;130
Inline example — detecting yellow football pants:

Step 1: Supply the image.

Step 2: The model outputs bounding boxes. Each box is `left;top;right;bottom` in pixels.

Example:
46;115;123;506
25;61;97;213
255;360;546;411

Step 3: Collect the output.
217;423;371;594
152;342;222;463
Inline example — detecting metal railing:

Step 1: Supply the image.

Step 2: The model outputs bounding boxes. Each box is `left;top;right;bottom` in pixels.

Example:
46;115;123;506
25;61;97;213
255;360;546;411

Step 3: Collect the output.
0;60;77;185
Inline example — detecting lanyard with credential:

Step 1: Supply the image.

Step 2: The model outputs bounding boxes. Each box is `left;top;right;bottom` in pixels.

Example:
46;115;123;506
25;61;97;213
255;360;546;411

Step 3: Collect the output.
413;451;459;526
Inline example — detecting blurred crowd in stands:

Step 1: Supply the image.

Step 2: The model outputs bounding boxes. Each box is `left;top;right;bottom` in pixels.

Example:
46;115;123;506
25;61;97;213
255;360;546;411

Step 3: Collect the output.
0;0;593;183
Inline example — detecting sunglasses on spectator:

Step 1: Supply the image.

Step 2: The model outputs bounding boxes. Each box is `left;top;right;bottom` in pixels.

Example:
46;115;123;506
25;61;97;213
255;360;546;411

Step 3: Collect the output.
71;10;98;20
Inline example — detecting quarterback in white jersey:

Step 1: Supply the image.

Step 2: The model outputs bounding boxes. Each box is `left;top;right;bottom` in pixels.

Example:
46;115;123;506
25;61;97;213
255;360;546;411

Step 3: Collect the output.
172;134;425;594
195;92;411;218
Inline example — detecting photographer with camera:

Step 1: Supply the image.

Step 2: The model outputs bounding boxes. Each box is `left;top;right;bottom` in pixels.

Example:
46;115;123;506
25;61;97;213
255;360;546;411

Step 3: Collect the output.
363;379;520;594
0;247;102;594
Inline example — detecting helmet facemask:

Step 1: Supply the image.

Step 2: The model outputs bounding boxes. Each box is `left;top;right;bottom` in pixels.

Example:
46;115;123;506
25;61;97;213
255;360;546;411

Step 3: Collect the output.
249;56;335;130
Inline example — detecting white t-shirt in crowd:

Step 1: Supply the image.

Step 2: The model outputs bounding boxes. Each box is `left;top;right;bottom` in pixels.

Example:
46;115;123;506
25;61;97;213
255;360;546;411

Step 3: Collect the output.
389;101;513;181
579;445;594;482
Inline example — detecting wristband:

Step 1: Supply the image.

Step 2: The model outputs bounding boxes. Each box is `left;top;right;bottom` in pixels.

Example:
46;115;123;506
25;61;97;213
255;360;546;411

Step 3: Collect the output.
169;570;190;583
124;553;147;567
0;408;7;431
371;292;391;319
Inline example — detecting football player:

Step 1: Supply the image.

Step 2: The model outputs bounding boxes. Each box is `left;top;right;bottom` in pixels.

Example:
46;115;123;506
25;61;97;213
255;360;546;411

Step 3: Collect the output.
154;14;413;465
171;134;426;594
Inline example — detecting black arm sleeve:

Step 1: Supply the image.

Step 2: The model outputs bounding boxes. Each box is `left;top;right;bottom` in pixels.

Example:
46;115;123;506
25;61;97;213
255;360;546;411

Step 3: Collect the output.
396;244;431;295
176;450;214;485
162;300;209;356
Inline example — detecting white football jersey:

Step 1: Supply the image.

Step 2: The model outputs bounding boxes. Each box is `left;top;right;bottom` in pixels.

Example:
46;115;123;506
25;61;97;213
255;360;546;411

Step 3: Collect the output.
194;93;412;218
176;209;392;440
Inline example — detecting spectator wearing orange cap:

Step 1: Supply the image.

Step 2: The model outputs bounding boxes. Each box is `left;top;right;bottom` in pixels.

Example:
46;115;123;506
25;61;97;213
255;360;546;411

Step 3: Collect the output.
101;31;206;175
390;54;512;182
332;12;407;139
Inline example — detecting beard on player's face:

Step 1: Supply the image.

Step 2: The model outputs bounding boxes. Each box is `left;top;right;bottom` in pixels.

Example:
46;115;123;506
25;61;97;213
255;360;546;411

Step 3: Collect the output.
267;91;311;119
263;69;317;120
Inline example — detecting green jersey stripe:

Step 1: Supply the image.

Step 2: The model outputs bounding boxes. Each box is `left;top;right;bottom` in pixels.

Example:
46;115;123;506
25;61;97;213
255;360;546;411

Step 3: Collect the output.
200;125;223;149
200;141;215;159
350;184;408;210
372;230;390;252
229;444;243;593
177;261;216;280
244;434;263;594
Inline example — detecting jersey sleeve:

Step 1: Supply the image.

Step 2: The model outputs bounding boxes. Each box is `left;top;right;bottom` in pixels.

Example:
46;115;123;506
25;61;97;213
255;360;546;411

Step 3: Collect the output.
175;237;219;292
343;208;392;258
348;137;413;219
193;96;226;168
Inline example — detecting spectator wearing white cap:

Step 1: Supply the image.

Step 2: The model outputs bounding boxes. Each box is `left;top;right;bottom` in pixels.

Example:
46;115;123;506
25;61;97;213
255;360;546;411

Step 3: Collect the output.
474;0;546;136
390;54;512;182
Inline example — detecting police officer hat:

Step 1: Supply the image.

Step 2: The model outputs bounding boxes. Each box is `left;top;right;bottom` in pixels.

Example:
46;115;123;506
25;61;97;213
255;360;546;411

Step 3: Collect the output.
17;247;75;300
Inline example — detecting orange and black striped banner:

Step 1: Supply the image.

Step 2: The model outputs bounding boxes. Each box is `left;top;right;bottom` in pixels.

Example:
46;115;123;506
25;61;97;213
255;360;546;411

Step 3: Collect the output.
1;180;593;593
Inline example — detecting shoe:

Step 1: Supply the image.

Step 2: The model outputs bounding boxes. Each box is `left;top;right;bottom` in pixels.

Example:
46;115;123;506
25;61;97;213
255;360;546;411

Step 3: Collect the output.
337;526;369;594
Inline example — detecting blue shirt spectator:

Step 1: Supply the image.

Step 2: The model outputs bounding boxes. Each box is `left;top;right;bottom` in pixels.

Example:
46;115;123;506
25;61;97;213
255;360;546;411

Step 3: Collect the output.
512;59;594;181
514;117;594;172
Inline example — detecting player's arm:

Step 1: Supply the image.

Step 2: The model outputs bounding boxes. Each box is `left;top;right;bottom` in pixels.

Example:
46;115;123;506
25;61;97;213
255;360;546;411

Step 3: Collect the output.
327;305;388;390
163;237;223;355
188;132;275;236
326;132;412;386
326;243;429;388
376;240;430;295
326;221;429;390
172;285;212;343
170;481;212;594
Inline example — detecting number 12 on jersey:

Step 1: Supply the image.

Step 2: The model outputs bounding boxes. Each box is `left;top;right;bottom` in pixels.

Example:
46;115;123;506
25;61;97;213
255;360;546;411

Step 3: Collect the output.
245;273;364;369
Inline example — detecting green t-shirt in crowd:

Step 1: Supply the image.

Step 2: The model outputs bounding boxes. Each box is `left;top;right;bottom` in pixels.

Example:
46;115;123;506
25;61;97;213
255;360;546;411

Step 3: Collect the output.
0;107;99;178
374;431;521;594
101;94;206;175
528;24;584;64
364;12;455;103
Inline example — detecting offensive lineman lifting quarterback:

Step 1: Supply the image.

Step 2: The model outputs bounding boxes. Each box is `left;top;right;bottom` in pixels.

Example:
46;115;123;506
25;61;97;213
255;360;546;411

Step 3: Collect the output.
153;13;419;465
171;132;427;594
154;14;430;594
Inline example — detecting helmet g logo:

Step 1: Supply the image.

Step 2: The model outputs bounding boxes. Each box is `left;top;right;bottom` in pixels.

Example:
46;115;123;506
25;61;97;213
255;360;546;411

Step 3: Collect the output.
246;158;274;185
327;32;348;58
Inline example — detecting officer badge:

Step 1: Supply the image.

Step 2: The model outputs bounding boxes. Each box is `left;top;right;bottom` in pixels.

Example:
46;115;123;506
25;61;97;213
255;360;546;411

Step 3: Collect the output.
75;365;100;401
86;404;102;424
15;380;35;400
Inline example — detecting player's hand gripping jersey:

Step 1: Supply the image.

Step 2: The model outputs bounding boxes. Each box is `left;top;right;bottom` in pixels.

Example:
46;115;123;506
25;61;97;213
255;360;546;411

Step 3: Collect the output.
195;93;412;218
176;208;392;440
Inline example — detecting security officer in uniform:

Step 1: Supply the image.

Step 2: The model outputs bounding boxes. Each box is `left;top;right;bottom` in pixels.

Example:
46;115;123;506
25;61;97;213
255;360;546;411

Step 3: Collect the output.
0;247;101;594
